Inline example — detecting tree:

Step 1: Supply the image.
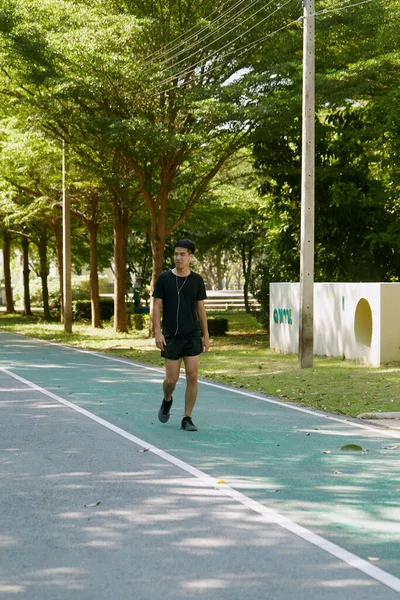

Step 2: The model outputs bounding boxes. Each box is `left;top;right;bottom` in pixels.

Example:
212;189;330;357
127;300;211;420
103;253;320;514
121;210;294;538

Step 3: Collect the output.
1;229;15;313
0;113;116;325
2;0;398;333
31;222;52;320
177;152;268;310
254;106;400;285
20;232;32;315
0;0;302;330
252;0;400;308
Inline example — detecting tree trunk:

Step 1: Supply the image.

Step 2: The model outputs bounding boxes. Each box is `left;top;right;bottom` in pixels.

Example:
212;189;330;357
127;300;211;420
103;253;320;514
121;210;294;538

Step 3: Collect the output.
3;231;15;313
149;236;167;335
38;234;51;320
113;203;129;333
150;237;166;291
51;218;64;322
88;222;101;328
216;251;223;290
241;241;253;314
21;235;32;316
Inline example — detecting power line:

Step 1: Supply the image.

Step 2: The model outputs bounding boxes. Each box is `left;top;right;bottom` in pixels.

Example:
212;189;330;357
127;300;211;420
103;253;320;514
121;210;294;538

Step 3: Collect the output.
154;0;275;71
151;0;374;95
152;0;296;91
314;0;373;16
145;0;261;62
154;10;299;95
156;16;303;96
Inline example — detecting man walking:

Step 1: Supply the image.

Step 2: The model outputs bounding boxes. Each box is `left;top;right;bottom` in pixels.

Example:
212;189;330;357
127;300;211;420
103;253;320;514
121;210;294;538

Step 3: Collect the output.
152;239;210;431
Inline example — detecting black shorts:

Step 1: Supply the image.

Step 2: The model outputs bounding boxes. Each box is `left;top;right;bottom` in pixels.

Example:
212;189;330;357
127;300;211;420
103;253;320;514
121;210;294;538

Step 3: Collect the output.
161;335;203;361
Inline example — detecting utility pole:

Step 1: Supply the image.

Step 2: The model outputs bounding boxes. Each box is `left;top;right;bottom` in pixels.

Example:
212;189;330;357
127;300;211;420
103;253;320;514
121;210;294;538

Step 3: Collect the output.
299;0;315;368
62;140;72;333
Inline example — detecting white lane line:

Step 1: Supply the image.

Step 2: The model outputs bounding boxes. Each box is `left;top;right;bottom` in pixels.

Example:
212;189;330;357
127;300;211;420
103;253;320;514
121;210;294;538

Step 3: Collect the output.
1;330;399;438
2;365;400;594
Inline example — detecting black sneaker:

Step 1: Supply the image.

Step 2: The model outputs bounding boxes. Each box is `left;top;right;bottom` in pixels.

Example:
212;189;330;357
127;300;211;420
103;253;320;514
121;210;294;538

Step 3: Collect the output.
158;398;173;423
181;416;198;431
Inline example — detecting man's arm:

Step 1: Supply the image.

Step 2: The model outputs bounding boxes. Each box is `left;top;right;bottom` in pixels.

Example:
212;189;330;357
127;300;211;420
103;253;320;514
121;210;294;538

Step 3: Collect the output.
197;300;210;353
153;297;166;349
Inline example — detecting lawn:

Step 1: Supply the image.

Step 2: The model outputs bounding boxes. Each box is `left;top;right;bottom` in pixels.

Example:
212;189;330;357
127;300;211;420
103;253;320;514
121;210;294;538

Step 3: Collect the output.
0;310;399;418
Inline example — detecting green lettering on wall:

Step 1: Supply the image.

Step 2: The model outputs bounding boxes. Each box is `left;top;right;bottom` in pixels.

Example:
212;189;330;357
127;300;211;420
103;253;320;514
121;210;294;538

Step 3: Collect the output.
273;308;293;325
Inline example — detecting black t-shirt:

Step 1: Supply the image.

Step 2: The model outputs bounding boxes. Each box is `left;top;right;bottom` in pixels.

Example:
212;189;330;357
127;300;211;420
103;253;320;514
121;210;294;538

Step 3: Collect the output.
152;270;207;337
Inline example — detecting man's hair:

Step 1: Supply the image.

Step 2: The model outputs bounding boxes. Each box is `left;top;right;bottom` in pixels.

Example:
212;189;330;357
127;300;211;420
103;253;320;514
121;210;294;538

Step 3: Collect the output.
174;239;195;254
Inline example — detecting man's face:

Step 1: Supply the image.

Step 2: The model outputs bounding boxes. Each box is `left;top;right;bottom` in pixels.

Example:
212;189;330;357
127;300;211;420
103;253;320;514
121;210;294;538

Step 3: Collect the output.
174;247;191;270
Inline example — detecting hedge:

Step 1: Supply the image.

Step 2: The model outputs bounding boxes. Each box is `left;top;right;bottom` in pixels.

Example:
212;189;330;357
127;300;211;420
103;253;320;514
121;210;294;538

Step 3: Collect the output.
72;301;228;335
207;317;229;336
72;298;114;321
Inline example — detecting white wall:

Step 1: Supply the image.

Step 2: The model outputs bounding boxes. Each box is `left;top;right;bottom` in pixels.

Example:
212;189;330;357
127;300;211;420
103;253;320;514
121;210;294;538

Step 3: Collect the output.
270;282;400;366
270;283;299;354
380;284;400;364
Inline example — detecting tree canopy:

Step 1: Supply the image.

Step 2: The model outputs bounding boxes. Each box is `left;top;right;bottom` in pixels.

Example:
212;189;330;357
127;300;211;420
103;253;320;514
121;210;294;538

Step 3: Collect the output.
0;0;399;328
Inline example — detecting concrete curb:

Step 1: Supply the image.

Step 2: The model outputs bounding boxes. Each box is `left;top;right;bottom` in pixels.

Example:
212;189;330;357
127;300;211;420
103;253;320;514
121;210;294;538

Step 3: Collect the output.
357;412;400;420
357;412;400;431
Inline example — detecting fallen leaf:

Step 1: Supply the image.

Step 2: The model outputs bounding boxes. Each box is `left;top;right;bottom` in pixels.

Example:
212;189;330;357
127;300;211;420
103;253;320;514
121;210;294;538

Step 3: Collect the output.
368;557;380;562
217;480;226;485
340;444;363;452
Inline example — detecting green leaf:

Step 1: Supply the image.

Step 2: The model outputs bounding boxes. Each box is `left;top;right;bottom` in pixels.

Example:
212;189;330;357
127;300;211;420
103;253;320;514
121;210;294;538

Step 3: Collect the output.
340;444;363;451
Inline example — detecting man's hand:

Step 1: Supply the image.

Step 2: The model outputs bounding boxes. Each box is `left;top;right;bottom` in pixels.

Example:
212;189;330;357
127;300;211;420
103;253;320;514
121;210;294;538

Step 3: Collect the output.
203;333;210;353
153;297;165;350
155;332;166;350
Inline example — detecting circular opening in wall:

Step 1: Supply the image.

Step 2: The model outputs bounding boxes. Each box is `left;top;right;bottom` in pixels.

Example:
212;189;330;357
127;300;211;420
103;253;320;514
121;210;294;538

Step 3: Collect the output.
354;298;373;347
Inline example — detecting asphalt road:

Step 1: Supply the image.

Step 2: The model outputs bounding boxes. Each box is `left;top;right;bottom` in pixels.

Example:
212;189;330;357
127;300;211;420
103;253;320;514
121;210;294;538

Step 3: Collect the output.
1;330;399;599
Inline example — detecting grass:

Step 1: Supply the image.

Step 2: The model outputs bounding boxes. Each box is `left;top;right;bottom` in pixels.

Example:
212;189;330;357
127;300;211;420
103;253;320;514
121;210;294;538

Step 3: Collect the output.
1;310;399;418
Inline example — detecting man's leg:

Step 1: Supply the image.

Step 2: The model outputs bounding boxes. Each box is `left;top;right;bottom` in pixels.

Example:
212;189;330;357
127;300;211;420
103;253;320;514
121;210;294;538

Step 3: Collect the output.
182;355;200;417
163;358;182;401
158;358;182;423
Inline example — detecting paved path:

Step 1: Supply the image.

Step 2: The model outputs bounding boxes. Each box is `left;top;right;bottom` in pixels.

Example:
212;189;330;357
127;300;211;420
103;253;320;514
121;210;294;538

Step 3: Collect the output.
0;331;399;599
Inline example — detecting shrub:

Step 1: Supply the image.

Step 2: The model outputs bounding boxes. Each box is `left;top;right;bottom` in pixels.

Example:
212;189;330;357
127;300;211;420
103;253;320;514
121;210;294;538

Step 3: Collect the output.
207;317;229;336
132;313;144;330
98;298;115;321
14;276;61;309
72;299;91;320
15;274;112;310
71;275;112;300
72;298;115;321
